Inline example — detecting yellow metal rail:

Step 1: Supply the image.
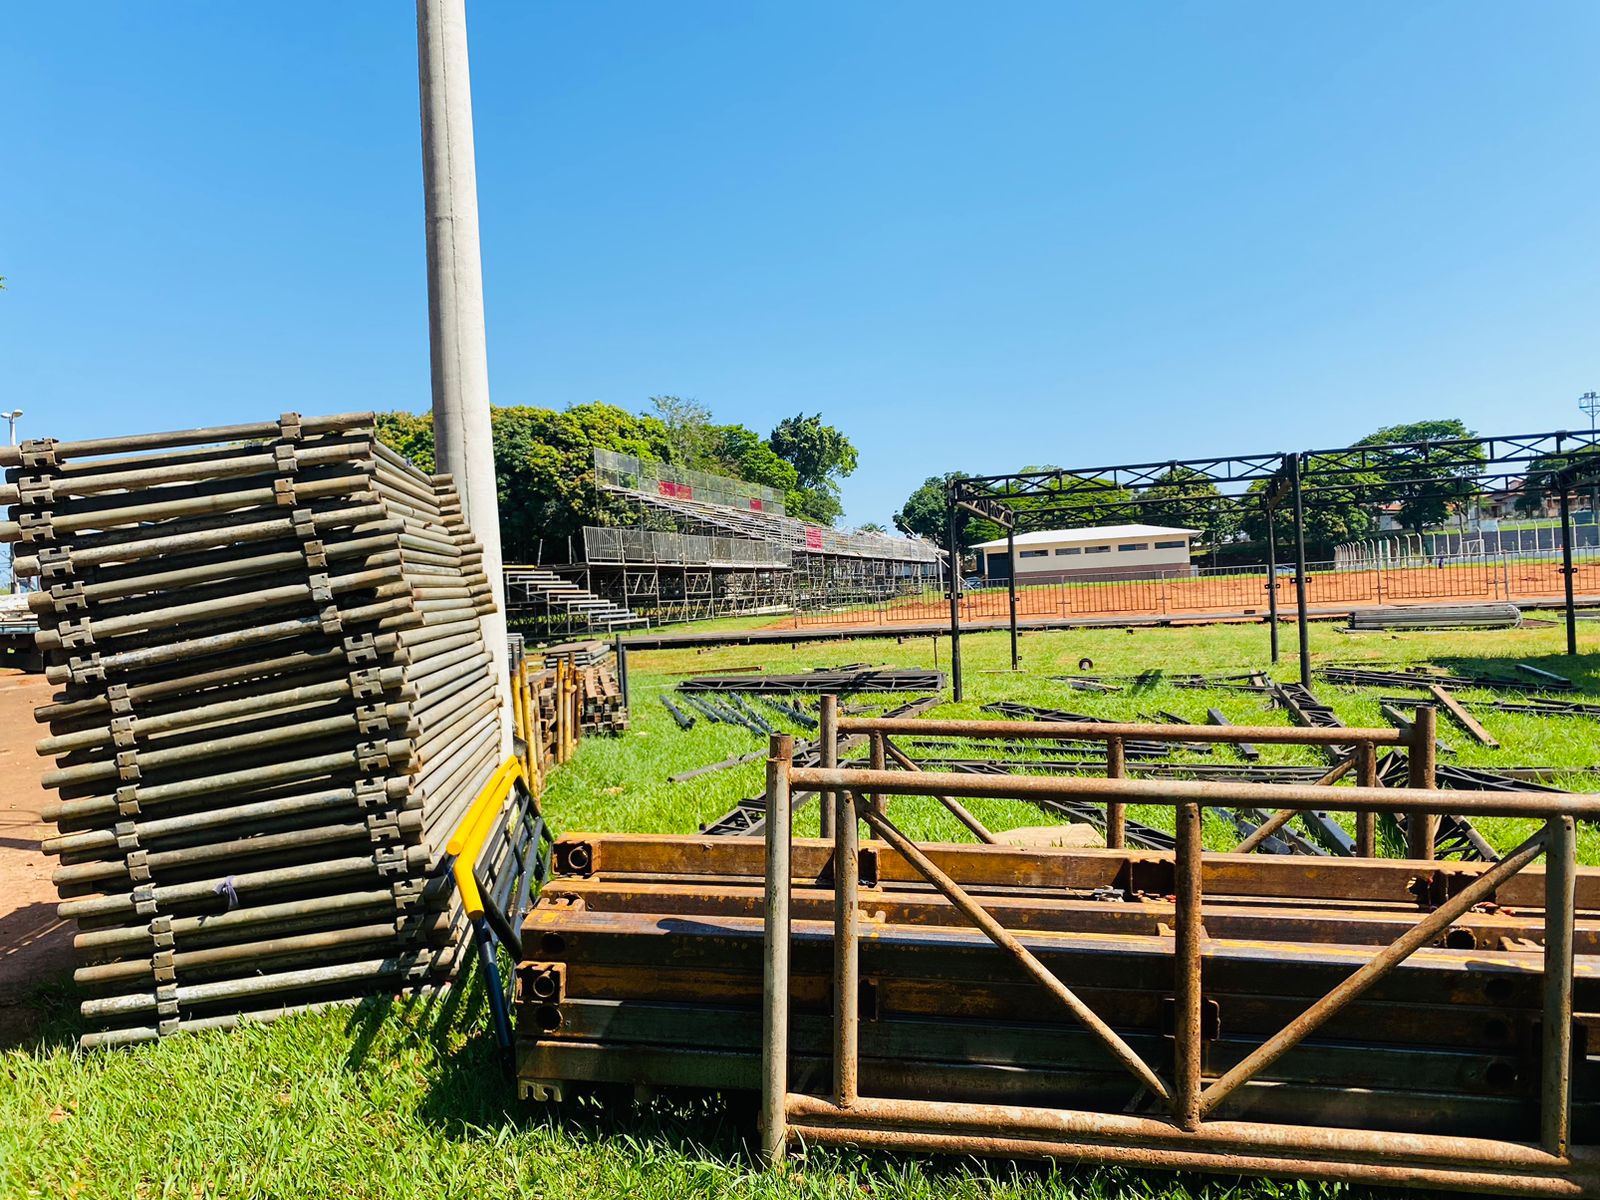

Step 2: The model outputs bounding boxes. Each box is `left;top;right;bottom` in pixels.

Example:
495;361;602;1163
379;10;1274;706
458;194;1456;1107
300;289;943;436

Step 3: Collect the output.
448;755;526;919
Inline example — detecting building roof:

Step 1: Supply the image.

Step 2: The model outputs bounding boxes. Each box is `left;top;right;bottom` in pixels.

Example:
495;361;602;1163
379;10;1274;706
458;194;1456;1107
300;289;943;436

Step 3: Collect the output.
971;524;1198;552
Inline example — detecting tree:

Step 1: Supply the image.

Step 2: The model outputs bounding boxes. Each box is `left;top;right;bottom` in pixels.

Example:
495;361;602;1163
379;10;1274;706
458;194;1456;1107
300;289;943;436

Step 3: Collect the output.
649;395;716;469
1137;467;1239;547
857;521;887;534
1519;447;1600;516
374;410;435;473
770;413;858;525
894;472;969;554
707;425;798;496
1353;419;1484;534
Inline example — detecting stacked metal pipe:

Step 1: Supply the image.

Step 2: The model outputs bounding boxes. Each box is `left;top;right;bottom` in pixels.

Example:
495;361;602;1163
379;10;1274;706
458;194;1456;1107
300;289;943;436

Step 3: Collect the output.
4;412;503;1046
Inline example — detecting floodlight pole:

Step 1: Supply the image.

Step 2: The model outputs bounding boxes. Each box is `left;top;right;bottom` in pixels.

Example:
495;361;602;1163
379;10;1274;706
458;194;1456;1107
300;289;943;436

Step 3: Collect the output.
1581;392;1599;534
417;0;511;752
1289;453;1312;687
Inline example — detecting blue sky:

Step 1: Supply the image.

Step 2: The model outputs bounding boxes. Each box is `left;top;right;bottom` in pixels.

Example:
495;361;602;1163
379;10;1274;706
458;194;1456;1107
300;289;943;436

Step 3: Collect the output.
3;3;1597;527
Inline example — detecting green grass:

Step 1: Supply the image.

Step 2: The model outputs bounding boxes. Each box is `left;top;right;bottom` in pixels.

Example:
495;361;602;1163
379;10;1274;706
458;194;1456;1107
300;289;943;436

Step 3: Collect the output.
5;620;1598;1199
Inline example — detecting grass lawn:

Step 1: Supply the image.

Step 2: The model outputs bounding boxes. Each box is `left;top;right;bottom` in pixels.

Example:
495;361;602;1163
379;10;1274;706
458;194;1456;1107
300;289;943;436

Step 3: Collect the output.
4;619;1597;1199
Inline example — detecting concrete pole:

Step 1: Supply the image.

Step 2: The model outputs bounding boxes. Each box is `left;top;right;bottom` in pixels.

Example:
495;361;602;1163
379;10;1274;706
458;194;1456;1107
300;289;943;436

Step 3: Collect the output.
417;0;511;753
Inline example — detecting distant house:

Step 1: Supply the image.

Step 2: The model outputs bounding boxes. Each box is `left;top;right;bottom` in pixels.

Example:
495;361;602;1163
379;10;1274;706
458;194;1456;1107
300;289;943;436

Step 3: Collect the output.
972;525;1198;583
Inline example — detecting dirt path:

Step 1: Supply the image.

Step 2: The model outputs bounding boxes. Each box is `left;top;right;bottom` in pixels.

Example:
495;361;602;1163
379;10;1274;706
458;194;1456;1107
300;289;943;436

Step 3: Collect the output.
0;672;69;1044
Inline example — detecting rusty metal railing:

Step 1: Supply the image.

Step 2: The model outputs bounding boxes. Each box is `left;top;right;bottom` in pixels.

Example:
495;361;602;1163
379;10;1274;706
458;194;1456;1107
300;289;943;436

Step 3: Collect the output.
759;718;1593;1194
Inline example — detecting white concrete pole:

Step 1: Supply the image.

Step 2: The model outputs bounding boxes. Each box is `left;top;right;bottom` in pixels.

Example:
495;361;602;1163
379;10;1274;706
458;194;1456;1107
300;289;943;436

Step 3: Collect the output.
417;0;511;752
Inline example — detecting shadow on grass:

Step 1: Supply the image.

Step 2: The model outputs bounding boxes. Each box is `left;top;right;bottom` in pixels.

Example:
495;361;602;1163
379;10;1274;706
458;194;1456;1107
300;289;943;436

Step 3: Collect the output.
0;975;83;1053
407;963;1420;1200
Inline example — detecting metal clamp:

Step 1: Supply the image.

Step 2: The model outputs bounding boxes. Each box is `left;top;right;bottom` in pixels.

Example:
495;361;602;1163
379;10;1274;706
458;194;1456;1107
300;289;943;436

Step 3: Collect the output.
273;478;297;507
349;667;384;700
107;683;133;716
356;740;390;773
132;883;159;917
374;846;408;878
278;412;303;442
301;538;327;570
273;442;300;475
110;715;137;749
47;580;87;612
17;476;54;507
342;633;378;664
354;778;388;810
69;653;106;686
116;785;140;818
308;572;332;605
318;605;343;635
17;511;54;542
114;820;141;853
36;546;74;580
125;850;151;884
55;618;95;649
19;437;59;470
354;703;389;736
115;750;141;783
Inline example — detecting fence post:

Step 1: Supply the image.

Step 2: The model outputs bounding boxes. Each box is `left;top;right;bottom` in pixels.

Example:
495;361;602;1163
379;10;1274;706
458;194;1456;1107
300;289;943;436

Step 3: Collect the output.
1406;707;1437;860
761;734;794;1166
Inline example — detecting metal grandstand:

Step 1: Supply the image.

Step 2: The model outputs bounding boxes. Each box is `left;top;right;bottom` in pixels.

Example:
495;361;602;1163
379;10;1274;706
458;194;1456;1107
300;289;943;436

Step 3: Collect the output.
505;449;942;626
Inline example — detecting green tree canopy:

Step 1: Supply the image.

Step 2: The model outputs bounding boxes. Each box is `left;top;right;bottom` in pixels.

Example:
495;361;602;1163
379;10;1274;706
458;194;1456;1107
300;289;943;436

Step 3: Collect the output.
769;413;858;525
1137;467;1239;547
893;472;969;554
1351;418;1484;534
376;400;868;563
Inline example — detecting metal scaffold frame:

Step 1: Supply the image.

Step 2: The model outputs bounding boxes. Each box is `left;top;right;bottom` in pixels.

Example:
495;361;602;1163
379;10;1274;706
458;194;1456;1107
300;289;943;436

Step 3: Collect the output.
945;429;1600;698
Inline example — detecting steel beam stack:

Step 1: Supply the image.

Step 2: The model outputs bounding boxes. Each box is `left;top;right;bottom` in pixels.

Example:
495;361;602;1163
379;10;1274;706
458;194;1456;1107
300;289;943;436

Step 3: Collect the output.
517;832;1600;1184
4;412;503;1046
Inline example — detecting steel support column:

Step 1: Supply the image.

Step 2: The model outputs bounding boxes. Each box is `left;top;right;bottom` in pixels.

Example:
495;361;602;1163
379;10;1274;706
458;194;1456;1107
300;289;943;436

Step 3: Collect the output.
1559;485;1578;656
1264;500;1280;664
1289;454;1311;687
1004;528;1017;672
947;495;963;702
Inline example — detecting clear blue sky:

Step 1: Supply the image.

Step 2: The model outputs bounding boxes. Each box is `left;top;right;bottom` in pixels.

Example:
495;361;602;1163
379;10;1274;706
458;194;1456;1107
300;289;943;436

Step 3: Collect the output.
3;3;1597;527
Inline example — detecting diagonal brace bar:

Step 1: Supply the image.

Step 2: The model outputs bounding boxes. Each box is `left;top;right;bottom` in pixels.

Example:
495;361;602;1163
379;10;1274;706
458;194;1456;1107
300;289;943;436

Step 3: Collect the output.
1198;826;1548;1118
858;803;1172;1104
881;736;999;844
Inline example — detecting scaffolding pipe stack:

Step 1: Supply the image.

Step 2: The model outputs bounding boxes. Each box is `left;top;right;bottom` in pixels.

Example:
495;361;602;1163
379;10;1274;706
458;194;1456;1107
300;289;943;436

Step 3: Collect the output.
4;412;503;1046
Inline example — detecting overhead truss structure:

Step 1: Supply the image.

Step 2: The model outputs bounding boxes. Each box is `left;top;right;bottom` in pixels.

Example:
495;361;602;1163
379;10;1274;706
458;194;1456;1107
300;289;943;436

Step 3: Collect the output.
943;429;1600;698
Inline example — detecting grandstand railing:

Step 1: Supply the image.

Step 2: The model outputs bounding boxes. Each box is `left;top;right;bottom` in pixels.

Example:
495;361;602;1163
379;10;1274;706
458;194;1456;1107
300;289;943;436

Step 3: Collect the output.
594;446;787;516
582;525;792;568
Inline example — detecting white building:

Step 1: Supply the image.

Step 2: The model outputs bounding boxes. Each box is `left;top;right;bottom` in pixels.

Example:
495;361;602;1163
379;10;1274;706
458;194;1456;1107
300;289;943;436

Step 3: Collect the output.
972;524;1198;583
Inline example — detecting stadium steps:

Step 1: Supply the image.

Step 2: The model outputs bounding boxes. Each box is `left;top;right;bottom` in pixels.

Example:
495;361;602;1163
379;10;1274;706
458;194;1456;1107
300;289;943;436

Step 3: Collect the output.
505;568;648;631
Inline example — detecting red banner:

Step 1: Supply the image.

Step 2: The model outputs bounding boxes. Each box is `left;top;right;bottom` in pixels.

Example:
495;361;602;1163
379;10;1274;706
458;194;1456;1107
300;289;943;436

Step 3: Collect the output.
749;498;763;511
805;527;823;550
